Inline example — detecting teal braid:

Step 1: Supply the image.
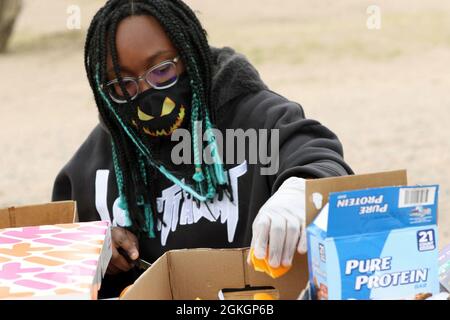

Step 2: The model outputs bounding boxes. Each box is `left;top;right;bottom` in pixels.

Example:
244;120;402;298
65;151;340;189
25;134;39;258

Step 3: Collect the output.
158;166;209;201
138;156;148;182
204;166;216;198
144;204;155;238
191;87;204;182
111;141;132;227
204;116;228;186
138;156;155;238
188;57;228;188
190;77;219;200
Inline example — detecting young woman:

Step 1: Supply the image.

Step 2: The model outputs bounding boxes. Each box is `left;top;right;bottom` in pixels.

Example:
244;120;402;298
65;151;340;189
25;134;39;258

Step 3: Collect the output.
52;0;353;297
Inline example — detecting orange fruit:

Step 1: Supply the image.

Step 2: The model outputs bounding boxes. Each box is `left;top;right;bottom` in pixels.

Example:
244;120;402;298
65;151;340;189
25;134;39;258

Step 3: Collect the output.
250;249;291;279
253;293;276;300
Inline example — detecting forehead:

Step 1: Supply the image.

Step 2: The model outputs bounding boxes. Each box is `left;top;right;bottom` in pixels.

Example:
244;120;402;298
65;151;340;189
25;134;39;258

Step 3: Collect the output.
108;15;177;75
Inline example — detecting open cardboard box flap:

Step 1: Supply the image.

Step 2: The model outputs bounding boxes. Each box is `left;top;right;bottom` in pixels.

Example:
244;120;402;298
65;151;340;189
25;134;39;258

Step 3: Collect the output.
122;170;408;300
304;169;407;225
0;201;78;229
122;248;309;300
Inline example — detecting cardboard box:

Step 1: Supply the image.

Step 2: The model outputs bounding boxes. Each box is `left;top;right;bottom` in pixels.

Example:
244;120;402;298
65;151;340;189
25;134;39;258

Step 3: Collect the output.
121;247;307;300
0;201;112;300
307;185;440;300
303;170;408;225
122;170;408;300
0;201;78;229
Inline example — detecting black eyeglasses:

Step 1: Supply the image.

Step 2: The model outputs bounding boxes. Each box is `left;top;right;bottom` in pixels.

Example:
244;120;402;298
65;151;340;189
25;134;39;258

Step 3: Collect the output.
103;56;180;104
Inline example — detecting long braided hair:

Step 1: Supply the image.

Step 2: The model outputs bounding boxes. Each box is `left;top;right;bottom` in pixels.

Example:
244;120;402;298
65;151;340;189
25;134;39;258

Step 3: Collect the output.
85;0;230;238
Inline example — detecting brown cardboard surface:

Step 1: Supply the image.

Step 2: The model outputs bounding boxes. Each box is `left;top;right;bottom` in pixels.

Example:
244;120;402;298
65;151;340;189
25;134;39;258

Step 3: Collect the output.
0;201;77;229
305;170;407;224
0;208;10;228
168;249;246;300
121;254;172;300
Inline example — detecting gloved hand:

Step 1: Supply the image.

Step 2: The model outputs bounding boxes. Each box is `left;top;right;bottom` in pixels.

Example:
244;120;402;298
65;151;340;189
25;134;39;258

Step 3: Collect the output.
248;177;307;268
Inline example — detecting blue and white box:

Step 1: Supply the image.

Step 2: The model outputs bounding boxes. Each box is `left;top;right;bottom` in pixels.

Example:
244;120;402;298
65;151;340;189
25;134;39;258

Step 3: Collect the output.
307;185;440;300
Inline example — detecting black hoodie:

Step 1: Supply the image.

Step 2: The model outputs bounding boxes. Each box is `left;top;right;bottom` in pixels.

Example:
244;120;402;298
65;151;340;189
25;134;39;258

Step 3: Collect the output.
52;47;353;296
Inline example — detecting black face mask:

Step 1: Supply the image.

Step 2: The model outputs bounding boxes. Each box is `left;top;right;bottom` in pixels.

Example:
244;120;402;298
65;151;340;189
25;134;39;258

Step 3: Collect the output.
125;74;191;139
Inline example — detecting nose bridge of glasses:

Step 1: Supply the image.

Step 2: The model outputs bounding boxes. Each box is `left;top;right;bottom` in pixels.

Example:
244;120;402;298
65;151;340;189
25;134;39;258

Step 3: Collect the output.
137;74;152;93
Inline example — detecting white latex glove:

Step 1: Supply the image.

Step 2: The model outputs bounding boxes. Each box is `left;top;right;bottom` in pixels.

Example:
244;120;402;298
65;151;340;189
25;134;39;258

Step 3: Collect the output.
248;177;307;268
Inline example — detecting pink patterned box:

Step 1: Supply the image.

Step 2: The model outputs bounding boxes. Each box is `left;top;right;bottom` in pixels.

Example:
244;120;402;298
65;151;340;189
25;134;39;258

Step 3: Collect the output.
0;221;112;300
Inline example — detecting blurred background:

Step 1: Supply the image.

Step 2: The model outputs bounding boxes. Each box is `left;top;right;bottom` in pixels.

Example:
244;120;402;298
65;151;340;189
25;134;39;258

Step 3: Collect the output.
0;0;449;246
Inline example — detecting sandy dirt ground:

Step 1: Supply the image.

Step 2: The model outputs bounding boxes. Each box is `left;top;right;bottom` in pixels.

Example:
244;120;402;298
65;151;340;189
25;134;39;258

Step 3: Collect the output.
0;0;449;246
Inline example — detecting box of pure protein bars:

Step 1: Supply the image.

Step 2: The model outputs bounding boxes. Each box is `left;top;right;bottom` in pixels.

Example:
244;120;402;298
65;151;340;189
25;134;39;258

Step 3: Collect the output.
307;185;440;300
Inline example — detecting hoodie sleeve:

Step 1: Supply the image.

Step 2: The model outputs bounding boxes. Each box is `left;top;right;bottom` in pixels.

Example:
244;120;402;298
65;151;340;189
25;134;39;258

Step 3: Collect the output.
50;124;113;217
52;167;73;202
225;90;354;194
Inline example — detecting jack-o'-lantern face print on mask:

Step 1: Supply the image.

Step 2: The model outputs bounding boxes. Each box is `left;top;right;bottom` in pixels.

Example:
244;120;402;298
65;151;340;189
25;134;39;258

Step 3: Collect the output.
130;73;190;137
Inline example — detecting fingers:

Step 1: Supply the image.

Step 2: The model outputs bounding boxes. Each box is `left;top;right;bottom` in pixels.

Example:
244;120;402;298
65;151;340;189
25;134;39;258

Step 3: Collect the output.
107;227;140;274
268;215;286;268
113;227;139;260
252;214;270;260
297;222;307;254
250;212;305;269
109;245;134;272
281;214;301;267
